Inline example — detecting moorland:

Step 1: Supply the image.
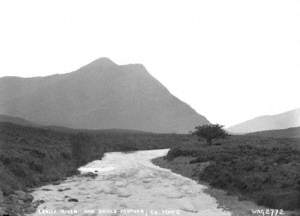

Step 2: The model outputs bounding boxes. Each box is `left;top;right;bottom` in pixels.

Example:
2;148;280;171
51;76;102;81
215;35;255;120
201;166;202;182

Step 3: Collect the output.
0;121;300;215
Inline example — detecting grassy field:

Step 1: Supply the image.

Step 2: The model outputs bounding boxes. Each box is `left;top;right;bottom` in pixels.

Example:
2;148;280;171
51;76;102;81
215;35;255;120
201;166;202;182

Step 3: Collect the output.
164;135;300;211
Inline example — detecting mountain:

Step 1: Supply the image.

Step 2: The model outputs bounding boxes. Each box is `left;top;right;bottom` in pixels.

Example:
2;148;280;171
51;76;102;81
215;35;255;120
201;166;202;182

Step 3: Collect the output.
228;108;300;134
0;58;209;133
247;126;300;138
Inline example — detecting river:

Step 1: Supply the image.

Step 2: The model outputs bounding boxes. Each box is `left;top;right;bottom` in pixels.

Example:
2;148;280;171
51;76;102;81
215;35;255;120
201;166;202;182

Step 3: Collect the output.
29;149;232;216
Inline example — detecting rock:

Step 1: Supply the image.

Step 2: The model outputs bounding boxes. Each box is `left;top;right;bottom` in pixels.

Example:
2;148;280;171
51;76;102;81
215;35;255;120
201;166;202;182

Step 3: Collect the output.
32;200;45;208
14;190;33;203
118;193;131;198
17;199;25;205
68;198;79;202
24;206;36;214
14;190;26;199
42;188;52;191
180;202;198;213
58;188;71;192
8;194;19;203
80;172;98;178
52;181;61;185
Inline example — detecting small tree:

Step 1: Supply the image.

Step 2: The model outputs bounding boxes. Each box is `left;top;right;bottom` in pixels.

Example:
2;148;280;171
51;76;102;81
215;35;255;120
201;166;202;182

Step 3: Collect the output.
192;124;228;145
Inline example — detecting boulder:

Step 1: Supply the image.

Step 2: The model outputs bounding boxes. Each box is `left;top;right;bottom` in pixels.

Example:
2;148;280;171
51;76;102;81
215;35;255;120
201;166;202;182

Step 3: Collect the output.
14;190;26;199
42;188;52;191
68;198;79;202
80;172;98;179
58;188;71;192
8;194;19;203
52;181;61;185
14;190;34;203
24;206;36;214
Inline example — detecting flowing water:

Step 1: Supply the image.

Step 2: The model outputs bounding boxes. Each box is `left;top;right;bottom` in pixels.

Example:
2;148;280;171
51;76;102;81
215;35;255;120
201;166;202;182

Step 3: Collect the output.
29;149;232;216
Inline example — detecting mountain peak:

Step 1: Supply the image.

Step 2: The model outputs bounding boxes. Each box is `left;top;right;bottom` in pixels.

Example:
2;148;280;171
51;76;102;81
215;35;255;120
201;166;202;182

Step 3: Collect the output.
93;57;116;65
80;57;117;71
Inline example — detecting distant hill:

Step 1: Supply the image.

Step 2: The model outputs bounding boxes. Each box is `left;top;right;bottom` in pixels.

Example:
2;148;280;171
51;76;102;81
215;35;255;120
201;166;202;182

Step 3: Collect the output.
0;114;155;135
228;108;300;134
0;58;209;133
0;114;37;127
247;126;300;139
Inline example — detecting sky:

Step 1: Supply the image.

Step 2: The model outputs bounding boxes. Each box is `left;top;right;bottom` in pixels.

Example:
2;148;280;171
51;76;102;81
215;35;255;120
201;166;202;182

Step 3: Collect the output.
0;0;299;127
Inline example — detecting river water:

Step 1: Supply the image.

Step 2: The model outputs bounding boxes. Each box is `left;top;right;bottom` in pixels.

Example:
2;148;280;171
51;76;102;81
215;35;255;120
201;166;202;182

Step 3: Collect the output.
29;149;232;216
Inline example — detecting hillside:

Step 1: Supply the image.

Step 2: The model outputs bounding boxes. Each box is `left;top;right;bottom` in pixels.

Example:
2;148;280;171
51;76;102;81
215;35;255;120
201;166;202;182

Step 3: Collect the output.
0;58;209;133
228;108;300;134
248;126;300;138
0;114;38;127
153;135;300;211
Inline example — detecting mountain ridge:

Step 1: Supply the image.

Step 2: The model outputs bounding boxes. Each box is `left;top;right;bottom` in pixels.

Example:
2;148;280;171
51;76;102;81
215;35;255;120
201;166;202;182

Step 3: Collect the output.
247;126;300;138
228;108;300;134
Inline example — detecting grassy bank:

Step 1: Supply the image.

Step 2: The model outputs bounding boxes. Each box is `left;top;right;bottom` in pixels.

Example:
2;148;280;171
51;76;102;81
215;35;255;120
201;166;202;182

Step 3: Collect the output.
0;122;195;215
0;122;194;196
160;135;300;211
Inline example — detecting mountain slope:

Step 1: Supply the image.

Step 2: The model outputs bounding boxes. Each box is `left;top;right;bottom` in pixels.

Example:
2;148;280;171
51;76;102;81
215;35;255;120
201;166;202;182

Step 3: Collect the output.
0;58;209;133
247;126;300;138
0;114;38;127
228;108;300;134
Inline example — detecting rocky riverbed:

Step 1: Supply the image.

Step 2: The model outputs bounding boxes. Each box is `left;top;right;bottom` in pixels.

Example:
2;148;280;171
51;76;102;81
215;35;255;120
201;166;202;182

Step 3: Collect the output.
26;149;232;216
0;189;45;216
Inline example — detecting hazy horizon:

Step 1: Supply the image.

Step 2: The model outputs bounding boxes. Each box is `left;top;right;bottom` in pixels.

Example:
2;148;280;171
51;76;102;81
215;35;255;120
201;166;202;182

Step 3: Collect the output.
0;0;299;127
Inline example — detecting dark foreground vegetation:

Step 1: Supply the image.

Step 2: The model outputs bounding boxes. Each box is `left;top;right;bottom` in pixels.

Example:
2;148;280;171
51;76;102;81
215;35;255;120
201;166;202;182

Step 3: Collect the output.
163;135;300;211
1;121;300;214
0;122;193;193
0;121;194;215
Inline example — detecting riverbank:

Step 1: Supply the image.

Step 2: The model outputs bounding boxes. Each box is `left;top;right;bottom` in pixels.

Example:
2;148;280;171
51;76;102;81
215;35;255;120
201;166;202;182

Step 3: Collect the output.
152;137;300;215
0;122;192;215
152;156;264;216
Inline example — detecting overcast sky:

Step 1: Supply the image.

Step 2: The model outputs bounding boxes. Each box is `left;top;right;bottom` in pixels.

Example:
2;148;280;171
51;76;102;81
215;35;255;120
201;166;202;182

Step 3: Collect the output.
0;0;299;127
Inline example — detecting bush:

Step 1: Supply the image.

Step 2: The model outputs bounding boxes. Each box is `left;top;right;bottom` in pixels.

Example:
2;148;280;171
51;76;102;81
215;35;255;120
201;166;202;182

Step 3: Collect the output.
28;161;43;173
165;148;198;161
192;124;228;145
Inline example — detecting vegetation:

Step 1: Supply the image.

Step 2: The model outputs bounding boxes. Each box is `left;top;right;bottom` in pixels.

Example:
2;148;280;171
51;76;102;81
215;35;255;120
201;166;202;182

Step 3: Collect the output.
70;133;94;166
1;121;300;211
164;135;300;210
0;122;192;196
192;124;229;145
